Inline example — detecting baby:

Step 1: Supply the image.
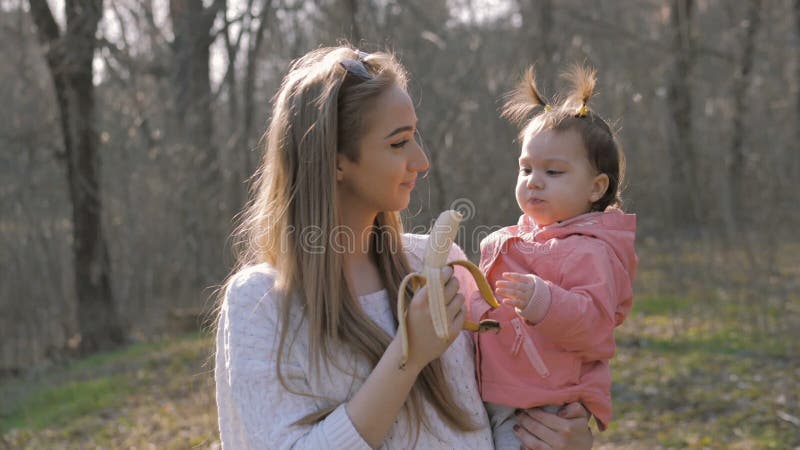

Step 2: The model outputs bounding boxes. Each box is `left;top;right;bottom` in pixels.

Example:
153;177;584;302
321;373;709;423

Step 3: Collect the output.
470;64;637;448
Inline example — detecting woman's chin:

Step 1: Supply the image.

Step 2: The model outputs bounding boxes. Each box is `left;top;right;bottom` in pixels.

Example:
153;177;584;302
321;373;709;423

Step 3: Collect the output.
391;195;412;212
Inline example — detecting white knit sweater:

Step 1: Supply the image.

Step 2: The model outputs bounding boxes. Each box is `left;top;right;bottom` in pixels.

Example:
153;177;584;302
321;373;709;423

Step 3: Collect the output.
215;234;494;449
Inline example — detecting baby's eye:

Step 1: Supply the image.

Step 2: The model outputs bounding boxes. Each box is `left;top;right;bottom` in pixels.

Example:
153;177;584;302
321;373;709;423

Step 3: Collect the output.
391;140;409;149
546;170;564;176
519;167;532;175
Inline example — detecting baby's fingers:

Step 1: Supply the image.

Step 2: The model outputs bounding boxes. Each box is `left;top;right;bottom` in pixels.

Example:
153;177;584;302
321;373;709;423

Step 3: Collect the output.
502;272;533;283
503;298;526;310
496;287;526;300
496;279;526;291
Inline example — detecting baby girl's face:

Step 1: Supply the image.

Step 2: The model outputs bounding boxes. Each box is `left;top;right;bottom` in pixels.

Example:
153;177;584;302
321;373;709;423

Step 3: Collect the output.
516;128;609;227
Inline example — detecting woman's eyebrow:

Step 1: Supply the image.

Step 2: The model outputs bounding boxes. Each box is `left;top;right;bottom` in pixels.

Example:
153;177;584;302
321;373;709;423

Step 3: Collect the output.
384;126;413;139
383;121;418;139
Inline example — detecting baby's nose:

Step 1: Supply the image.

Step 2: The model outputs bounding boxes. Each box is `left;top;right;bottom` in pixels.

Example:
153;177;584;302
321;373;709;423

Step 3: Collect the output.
527;173;543;189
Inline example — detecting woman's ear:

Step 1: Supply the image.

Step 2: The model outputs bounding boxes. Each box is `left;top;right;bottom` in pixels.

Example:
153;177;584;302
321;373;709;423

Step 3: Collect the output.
335;154;345;182
589;173;609;203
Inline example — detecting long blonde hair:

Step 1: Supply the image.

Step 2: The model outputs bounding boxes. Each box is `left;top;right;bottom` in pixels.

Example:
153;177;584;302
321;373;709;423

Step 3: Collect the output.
221;46;477;436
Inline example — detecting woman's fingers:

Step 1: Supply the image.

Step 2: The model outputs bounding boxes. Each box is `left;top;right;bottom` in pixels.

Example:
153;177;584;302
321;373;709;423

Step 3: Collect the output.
516;406;594;450
513;426;550;450
446;291;465;314
442;268;460;299
515;410;562;449
525;408;569;432
558;402;590;419
444;267;465;335
446;293;466;336
441;265;454;282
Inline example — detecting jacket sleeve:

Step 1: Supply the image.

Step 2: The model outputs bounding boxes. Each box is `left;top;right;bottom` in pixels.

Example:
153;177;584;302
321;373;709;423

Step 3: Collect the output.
522;243;633;360
215;269;371;450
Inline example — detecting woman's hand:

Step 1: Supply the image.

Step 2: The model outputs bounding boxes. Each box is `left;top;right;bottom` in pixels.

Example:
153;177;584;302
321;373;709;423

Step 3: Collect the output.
348;266;464;447
513;402;593;450
401;266;465;371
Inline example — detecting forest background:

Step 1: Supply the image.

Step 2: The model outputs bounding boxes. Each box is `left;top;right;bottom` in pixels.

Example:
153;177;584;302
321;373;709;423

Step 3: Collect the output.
1;0;799;448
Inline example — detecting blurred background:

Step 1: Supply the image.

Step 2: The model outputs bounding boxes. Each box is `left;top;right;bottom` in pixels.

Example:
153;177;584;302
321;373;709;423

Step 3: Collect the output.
2;0;799;448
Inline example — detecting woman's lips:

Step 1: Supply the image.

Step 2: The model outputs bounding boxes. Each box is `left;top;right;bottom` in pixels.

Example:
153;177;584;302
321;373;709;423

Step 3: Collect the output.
401;180;416;189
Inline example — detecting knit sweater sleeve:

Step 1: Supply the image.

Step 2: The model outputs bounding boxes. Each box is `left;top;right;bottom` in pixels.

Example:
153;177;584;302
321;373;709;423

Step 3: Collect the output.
214;266;371;450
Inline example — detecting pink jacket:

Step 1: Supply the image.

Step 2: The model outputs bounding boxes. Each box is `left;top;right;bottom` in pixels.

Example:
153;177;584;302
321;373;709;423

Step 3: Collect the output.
470;210;637;430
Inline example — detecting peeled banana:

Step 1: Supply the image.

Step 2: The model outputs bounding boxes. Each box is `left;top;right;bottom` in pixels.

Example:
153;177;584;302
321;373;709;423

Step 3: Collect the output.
397;210;501;368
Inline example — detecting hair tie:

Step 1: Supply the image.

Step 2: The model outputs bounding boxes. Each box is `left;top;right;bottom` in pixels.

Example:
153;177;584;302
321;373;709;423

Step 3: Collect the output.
544;104;552;111
576;104;589;117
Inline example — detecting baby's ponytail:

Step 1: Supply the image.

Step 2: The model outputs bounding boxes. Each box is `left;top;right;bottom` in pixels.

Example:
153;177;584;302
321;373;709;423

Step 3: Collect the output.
562;63;596;118
502;63;625;212
502;66;551;126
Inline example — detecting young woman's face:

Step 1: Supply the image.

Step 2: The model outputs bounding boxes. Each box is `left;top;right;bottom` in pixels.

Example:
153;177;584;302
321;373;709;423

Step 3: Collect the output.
516;128;608;226
337;84;429;215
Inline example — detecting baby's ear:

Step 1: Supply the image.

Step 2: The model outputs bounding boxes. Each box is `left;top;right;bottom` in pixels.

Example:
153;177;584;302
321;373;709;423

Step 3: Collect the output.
590;173;609;203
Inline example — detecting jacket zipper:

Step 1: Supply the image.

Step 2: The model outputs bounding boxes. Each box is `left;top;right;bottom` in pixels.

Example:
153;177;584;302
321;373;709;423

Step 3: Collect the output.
510;317;550;378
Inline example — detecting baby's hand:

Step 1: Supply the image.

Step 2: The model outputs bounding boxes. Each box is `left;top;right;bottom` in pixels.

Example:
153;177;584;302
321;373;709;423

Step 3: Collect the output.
495;272;537;310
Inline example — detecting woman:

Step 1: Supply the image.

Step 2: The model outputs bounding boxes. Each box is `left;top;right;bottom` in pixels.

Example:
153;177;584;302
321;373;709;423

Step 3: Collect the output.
214;46;593;449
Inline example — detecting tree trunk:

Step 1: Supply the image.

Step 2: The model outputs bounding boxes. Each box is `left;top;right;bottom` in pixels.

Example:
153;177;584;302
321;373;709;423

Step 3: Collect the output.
726;0;761;228
169;0;226;288
665;0;700;228
28;0;125;354
519;0;555;93
169;0;219;156
345;0;361;44
794;0;800;179
236;0;272;207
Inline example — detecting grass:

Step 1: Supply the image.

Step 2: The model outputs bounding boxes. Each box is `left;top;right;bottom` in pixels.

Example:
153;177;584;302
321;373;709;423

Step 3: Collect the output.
1;295;798;448
1;333;219;449
2;375;134;432
595;295;800;449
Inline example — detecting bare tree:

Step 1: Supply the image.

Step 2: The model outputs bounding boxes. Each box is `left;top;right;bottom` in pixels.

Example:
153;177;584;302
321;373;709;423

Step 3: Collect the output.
219;0;273;213
724;0;762;229
518;0;555;91
344;0;361;43
27;0;125;354
665;0;700;228
239;0;271;177
314;0;362;44
168;0;227;286
169;0;223;156
794;0;800;179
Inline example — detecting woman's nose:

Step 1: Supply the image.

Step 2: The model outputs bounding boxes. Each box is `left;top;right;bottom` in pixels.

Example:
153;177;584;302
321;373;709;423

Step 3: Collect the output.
410;140;430;173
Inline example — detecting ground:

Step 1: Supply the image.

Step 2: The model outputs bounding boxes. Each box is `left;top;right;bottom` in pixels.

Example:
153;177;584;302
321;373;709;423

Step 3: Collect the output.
2;277;799;448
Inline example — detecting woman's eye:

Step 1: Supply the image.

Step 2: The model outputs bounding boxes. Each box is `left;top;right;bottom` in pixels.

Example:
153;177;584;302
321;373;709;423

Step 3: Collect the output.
391;140;409;149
